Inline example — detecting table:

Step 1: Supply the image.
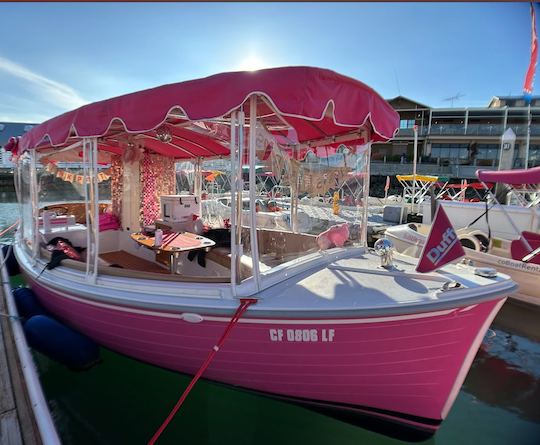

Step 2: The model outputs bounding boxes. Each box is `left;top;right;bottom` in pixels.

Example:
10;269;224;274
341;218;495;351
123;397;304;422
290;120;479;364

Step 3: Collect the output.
130;231;215;273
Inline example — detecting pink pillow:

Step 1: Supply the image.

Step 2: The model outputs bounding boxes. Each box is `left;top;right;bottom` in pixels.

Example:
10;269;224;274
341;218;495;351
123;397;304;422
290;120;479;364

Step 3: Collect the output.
99;213;121;231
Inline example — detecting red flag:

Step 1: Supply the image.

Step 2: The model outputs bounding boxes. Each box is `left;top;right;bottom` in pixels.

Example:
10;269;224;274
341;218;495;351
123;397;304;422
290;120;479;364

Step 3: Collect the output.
384;175;390;192
416;206;465;273
524;2;538;94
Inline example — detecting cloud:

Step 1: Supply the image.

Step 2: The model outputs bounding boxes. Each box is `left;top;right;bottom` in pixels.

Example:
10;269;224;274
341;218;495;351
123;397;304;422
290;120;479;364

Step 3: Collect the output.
0;56;87;111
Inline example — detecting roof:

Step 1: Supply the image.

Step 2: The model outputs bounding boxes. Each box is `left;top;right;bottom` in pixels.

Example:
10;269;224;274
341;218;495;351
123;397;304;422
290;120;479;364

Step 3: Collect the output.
0;122;37;147
387;96;430;110
488;95;540;108
17;67;399;160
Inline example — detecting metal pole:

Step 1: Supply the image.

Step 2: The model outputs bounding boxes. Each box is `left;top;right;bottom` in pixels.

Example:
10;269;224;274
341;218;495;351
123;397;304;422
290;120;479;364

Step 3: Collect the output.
229;112;238;293
30;150;39;262
91;138;99;282
362;140;371;246
248;96;261;291
525;103;531;169
412;124;418;214
82;139;91;277
235;110;245;284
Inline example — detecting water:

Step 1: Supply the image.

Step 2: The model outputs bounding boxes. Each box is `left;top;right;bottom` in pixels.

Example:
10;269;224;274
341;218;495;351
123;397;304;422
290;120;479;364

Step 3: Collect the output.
2;200;540;444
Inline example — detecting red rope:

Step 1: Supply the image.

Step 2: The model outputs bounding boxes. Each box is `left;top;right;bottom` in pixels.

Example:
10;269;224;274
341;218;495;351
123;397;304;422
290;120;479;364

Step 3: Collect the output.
0;220;19;238
148;298;257;445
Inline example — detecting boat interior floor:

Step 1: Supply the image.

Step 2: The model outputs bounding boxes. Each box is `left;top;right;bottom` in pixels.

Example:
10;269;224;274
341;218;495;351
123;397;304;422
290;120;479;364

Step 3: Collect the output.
99;251;169;274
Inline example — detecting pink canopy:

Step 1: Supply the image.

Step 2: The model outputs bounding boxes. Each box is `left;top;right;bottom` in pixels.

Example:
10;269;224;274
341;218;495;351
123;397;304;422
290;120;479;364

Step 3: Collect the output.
477;166;540;185
18;66;399;159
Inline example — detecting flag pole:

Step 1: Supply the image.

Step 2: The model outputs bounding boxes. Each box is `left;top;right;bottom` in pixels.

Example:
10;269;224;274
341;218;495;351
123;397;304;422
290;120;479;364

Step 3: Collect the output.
523;1;537;169
412;124;418;214
525;102;531;169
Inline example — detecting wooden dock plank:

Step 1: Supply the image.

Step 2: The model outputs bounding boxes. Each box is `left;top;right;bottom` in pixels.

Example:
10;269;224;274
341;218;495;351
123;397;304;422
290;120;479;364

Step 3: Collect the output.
0;320;16;415
0;410;23;445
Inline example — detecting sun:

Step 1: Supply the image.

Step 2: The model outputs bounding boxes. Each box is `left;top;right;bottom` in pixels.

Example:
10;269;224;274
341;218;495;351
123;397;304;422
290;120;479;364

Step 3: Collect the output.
237;55;267;72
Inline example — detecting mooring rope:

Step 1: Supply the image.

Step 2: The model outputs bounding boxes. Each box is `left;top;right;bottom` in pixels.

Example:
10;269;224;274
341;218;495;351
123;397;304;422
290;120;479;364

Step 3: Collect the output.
0;220;19;239
148;298;257;445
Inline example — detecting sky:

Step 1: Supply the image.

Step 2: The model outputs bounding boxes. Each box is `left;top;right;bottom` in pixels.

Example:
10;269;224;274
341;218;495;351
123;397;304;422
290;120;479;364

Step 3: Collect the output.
0;2;535;123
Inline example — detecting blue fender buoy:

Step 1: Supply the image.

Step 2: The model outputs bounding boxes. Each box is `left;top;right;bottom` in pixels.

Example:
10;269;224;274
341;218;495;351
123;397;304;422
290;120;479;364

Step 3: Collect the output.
24;315;101;371
13;287;49;321
2;244;20;276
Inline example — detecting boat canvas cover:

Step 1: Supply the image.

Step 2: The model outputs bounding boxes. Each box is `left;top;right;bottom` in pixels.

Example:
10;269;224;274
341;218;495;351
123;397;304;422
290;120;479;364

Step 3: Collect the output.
476;166;540;185
18;67;399;157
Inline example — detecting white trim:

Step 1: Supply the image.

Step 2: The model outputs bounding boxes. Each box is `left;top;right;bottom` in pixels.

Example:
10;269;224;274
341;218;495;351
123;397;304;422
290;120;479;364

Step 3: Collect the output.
28;281;460;325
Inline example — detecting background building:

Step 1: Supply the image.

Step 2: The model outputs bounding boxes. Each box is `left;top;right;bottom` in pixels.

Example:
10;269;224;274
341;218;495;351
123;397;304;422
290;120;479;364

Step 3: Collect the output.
371;96;540;178
0;122;36;168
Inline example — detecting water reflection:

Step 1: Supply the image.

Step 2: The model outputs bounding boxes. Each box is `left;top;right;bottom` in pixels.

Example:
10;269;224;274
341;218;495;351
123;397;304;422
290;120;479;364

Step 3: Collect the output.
464;328;540;424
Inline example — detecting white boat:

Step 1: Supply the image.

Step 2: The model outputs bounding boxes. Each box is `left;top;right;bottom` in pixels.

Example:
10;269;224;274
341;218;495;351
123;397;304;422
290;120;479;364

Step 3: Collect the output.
6;66;517;439
386;166;540;307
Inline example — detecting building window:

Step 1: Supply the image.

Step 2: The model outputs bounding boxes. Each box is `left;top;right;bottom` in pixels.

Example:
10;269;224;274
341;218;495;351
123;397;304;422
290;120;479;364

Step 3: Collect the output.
530;145;540;166
476;144;499;160
431;143;468;161
399;119;415;129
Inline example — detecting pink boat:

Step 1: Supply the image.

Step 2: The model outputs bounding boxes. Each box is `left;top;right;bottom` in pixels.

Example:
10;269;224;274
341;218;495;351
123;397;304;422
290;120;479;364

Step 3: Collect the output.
9;67;517;439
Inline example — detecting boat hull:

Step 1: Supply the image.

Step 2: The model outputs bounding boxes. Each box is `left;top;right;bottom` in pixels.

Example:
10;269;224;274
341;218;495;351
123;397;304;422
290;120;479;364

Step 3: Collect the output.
26;275;504;435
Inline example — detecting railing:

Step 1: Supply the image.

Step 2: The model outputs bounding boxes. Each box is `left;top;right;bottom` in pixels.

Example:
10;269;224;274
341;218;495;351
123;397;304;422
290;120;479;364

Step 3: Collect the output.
370;161;498;179
393;123;540;138
465;124;504;136
429;124;466;136
506;124;528;136
370;162;452;177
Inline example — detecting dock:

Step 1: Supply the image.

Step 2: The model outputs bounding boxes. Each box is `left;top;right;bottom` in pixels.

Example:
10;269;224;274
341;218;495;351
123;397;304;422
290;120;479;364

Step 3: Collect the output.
0;247;60;445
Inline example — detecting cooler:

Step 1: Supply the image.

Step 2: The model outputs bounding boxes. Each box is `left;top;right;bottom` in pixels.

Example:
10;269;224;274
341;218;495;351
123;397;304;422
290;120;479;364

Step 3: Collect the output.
160;195;201;222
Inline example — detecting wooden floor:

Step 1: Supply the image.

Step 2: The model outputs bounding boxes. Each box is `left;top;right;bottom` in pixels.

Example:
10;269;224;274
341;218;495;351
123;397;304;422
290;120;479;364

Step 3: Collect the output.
100;250;169;274
0;278;42;444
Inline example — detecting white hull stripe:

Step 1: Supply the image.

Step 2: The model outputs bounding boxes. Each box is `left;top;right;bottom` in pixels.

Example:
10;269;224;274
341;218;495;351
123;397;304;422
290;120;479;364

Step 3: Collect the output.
33;279;466;325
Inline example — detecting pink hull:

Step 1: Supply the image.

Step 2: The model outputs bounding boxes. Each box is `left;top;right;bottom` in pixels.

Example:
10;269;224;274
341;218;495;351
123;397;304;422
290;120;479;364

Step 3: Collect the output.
28;278;503;432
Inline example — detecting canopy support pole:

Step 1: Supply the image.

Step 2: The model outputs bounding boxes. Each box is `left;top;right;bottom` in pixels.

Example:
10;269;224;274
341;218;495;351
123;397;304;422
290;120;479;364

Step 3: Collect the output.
194;157;202;201
30;150;39;263
412;125;418;214
362;140;371;246
248;96;261;291
235;110;245;284
82;137;99;282
229;112;238;293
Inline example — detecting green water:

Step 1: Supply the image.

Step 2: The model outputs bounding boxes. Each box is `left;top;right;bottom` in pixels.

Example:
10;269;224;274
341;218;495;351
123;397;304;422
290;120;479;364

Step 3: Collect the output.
2;200;540;444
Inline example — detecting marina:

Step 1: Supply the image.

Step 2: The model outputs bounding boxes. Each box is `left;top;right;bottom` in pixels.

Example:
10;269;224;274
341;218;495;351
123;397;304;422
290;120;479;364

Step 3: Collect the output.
0;3;540;444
